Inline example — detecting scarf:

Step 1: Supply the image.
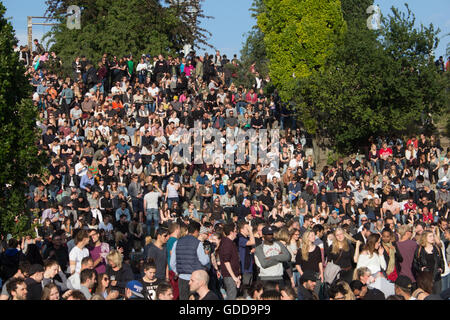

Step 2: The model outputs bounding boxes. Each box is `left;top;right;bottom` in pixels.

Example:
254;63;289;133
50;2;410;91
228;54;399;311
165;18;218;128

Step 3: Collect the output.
384;242;396;276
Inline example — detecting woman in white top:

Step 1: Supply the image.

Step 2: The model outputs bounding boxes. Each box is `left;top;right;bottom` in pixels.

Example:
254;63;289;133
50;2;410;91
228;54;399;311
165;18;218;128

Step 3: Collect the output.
354;233;386;276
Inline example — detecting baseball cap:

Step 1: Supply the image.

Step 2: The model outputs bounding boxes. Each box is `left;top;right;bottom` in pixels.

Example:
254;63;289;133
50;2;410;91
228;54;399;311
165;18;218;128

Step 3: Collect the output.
29;264;44;276
395;275;412;291
126;280;144;298
262;226;274;235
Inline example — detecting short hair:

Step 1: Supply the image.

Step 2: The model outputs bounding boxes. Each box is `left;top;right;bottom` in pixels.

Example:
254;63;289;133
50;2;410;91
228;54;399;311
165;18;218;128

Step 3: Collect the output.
350;280;365;291
81;256;93;267
156;281;173;300
80;269;96;284
223;223;235;236
6;277;26;295
187;221;201;234
44;259;59;270
192;269;209;285
312;224;324;234
168;221;180;234
75;229;89;245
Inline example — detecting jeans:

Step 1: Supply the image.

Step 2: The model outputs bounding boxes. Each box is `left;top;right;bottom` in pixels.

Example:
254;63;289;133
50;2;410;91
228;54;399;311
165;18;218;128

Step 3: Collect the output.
146;208;159;235
223;277;238;300
299;214;304;227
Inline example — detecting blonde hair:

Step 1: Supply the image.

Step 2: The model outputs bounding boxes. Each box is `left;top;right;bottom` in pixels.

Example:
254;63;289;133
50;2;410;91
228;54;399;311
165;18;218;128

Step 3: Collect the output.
418;230;434;248
331;227;357;255
90;294;105;300
274;227;290;243
300;230;313;261
145;236;153;246
107;250;123;269
398;224;412;238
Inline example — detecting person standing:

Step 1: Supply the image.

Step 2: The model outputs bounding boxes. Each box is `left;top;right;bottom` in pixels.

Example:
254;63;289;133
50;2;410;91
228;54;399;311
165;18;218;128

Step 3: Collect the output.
69;230;90;275
237;221;256;287
217;223;241;300
88;229;110;275
295;231;324;296
396;224;417;282
143;185;163;236
166;222;180;300
169;221;210;300
254;226;291;286
413;230;445;294
25;264;44;300
145;228;169;282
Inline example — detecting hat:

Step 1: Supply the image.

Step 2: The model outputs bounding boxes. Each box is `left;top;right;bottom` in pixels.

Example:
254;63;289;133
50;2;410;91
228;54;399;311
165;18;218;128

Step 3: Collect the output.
29;264;44;276
126;280;144;298
300;270;317;283
262;226;274;235
395;275;412;290
423;181;431;188
199;226;209;235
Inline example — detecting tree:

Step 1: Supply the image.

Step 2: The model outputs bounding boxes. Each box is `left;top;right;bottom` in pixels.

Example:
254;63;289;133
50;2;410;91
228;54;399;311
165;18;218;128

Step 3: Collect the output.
43;0;212;70
292;5;448;153
257;0;347;101
0;2;48;237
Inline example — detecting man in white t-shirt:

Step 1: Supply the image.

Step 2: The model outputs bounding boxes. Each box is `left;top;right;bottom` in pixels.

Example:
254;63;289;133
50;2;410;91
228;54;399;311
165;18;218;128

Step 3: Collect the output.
69;230;90;275
148;83;159;99
143;185;163;235
75;157;88;177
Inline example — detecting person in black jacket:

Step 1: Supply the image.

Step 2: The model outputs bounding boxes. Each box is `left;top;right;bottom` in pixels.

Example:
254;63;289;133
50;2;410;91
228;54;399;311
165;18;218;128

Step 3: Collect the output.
25;264;44;300
64;167;80;189
413;230;445;294
0;239;27;282
105;250;134;297
297;270;319;300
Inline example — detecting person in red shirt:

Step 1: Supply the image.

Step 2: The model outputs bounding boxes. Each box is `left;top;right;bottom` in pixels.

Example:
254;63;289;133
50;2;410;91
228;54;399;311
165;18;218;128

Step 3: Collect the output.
406;135;418;150
245;88;258;105
378;142;393;171
404;197;418;224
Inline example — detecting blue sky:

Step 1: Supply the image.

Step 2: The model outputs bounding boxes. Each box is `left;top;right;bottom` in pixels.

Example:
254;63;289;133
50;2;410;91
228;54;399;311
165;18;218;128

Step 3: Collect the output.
3;0;450;58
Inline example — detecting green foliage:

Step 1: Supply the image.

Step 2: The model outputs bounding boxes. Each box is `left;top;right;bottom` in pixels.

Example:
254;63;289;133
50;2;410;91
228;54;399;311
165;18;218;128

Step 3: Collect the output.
257;0;347;101
44;0;212;68
0;2;48;237
292;5;448;153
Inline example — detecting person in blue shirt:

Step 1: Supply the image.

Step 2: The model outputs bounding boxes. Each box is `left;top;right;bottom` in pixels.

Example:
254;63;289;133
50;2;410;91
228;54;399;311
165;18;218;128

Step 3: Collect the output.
169;221;210;300
115;201;131;222
196;171;209;185
212;179;226;197
80;171;95;193
116;138;130;157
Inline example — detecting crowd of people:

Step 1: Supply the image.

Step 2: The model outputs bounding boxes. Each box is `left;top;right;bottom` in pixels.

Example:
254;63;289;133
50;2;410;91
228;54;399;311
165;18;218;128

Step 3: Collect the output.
1;39;450;301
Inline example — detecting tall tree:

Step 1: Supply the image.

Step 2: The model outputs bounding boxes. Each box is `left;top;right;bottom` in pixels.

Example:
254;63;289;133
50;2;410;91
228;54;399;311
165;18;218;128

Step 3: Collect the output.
44;0;212;67
0;2;48;237
238;0;269;87
292;5;447;153
257;0;347;101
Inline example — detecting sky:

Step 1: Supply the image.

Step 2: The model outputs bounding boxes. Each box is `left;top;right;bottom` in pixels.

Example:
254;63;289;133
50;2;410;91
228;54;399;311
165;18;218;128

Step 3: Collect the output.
3;0;450;58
